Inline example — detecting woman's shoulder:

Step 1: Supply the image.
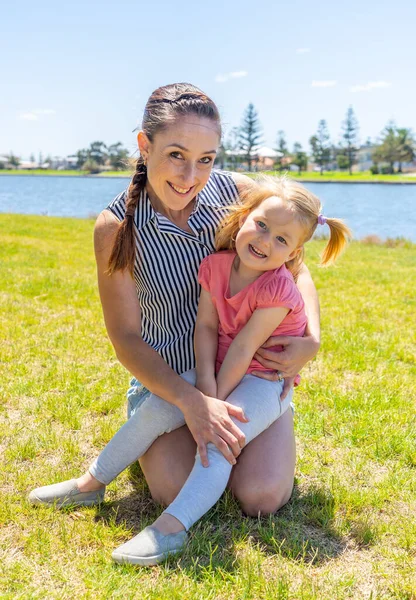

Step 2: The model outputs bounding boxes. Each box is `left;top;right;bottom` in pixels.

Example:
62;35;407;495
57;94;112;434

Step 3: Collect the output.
106;188;129;221
202;169;239;207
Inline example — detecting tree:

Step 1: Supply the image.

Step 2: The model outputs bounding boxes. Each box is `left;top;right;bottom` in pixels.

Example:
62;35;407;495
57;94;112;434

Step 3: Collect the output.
373;122;399;174
309;120;331;175
38;152;44;167
30;153;36;164
341;106;359;175
75;149;89;169
274;130;288;171
82;158;101;174
336;154;349;170
238;103;263;172
8;153;20;167
396;128;415;172
108;142;129;170
88;141;107;166
222;127;242;170
291;142;308;174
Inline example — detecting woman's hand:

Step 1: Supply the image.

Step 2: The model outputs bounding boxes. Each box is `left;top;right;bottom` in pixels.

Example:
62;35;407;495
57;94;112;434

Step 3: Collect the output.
182;393;248;468
253;335;320;398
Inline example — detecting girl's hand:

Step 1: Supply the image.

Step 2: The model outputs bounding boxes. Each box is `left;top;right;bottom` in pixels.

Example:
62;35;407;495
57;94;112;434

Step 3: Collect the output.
182;393;249;468
195;375;217;399
253;335;320;378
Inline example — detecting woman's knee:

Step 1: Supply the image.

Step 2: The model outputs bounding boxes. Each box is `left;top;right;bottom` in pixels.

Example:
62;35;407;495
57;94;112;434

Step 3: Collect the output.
148;477;183;507
236;482;293;517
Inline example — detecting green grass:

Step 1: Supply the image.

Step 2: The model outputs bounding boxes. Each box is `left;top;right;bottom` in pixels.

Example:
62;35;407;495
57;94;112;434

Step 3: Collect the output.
2;169;416;182
1;214;415;599
258;170;416;183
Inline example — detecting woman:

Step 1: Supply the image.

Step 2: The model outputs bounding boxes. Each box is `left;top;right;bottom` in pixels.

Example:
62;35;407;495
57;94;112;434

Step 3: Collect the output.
30;83;320;543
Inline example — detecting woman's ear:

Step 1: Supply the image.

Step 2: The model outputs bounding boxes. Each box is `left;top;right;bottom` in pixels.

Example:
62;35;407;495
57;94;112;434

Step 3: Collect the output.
137;131;151;162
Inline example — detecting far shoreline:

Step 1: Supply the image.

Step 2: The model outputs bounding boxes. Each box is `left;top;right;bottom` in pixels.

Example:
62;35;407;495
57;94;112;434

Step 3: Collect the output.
1;169;416;184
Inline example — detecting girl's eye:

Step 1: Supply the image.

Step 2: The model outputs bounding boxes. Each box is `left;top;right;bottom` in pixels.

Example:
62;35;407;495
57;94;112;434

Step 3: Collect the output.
199;157;212;164
257;221;267;229
170;152;184;160
276;236;287;245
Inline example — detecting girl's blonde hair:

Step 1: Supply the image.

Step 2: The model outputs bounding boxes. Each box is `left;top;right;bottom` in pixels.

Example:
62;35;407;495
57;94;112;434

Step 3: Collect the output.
215;175;352;279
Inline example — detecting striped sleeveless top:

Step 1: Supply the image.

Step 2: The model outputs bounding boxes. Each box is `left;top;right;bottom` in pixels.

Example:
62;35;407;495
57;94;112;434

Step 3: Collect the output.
106;169;239;374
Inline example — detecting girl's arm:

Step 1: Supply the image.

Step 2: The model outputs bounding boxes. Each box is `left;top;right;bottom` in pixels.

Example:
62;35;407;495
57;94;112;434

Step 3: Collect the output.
216;306;289;401
194;288;219;398
94;210;246;467
254;263;320;382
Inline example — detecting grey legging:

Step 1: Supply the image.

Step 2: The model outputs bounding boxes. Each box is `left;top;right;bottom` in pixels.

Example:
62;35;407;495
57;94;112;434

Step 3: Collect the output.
89;369;292;530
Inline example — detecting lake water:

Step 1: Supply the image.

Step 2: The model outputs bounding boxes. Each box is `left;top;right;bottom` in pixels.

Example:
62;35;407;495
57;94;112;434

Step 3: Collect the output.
1;175;415;241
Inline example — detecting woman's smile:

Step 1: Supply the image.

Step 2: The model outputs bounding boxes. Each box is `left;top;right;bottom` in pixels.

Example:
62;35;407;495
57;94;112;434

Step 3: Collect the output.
167;182;196;197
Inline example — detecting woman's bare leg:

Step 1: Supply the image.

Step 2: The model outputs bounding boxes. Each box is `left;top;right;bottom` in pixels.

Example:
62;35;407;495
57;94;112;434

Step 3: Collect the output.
139;425;196;506
228;409;296;516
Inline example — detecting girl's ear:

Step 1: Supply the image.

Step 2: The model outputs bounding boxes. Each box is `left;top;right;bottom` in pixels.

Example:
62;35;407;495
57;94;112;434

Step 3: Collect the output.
137;131;151;161
288;245;303;261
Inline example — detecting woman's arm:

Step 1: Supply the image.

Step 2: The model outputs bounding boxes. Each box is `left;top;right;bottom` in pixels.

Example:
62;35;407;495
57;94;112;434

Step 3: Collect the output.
216;306;289;401
94;210;246;466
194;288;219;398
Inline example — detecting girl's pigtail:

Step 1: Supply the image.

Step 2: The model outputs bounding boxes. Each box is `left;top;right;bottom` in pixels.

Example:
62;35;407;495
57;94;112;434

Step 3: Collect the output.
107;157;147;276
320;218;352;266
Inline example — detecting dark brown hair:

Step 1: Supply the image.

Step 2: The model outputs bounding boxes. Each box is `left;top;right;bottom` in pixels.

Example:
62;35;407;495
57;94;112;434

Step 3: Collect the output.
107;83;221;275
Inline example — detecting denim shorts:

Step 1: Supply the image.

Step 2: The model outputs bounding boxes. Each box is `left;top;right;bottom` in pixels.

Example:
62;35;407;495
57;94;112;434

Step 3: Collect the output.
126;378;152;419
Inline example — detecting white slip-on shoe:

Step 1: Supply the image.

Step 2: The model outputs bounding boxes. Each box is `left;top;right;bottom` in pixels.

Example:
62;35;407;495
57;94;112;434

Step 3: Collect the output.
29;479;105;507
112;526;188;566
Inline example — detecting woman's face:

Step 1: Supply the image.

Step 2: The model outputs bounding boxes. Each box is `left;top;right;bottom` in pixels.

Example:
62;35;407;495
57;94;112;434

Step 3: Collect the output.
138;117;220;213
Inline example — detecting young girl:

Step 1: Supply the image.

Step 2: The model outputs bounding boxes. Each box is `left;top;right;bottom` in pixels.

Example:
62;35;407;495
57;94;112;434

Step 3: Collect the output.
30;175;351;566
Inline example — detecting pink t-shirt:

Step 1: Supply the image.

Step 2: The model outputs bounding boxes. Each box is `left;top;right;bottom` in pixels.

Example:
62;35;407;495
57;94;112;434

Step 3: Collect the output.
198;251;308;374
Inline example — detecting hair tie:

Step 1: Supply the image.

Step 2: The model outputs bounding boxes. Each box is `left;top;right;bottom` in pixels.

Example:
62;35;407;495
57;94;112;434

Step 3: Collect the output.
318;214;327;226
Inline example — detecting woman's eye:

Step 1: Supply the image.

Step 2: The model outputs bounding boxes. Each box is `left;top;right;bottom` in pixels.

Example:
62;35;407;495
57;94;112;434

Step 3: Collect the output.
276;236;287;245
199;157;212;164
170;152;183;160
257;221;267;229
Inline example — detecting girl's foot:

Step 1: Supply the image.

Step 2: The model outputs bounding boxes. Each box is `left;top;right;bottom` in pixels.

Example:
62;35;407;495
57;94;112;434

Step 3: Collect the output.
28;473;105;507
112;526;187;566
152;513;185;535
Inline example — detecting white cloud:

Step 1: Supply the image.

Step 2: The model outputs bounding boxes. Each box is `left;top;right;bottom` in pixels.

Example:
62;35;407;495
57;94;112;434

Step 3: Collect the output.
33;108;56;115
311;80;337;88
215;70;248;83
350;81;392;93
19;112;39;121
18;108;56;121
230;70;248;78
296;48;311;54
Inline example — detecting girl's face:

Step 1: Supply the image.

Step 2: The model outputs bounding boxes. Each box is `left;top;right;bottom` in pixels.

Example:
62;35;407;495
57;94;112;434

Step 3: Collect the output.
138;117;220;213
235;196;305;274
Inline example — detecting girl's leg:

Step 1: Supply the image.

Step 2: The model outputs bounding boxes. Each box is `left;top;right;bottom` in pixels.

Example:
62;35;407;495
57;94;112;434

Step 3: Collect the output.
228;408;296;516
89;368;197;485
161;375;291;531
88;393;186;484
29;371;196;505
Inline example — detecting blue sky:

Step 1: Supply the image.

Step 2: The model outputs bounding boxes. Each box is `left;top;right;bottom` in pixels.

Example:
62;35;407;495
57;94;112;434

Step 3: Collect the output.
2;0;415;159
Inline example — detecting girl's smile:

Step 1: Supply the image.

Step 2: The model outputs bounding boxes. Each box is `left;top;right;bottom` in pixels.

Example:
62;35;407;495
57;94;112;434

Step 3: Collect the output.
235;196;305;276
